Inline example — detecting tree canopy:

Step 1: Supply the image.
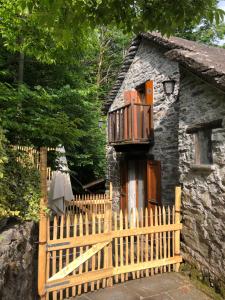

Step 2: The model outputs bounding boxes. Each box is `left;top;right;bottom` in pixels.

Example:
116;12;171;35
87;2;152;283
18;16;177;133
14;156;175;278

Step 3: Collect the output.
0;0;224;63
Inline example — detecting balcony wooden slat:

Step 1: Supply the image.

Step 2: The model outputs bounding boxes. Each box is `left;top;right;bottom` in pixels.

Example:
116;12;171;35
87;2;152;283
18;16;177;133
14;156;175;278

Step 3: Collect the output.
108;103;152;146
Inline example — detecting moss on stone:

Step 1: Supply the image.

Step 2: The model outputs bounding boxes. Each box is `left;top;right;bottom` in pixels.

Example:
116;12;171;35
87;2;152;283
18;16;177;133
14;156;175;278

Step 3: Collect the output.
180;262;225;300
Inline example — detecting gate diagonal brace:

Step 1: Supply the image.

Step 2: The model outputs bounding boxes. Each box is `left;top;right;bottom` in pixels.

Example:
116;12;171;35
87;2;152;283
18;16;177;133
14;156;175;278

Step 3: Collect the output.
48;241;110;282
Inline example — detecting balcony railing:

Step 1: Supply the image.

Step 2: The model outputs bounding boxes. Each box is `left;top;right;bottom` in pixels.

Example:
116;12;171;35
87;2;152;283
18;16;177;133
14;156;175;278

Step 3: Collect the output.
108;102;153;145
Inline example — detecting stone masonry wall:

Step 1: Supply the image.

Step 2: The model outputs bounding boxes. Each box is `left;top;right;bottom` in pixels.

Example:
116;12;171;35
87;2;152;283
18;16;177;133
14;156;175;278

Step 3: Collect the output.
107;39;180;209
0;220;38;300
179;69;225;282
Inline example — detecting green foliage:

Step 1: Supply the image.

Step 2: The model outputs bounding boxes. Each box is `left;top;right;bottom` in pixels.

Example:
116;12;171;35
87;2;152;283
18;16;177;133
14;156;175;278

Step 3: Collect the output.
176;20;225;46
0;0;224;63
0;128;7;179
0;83;85;148
0;144;41;221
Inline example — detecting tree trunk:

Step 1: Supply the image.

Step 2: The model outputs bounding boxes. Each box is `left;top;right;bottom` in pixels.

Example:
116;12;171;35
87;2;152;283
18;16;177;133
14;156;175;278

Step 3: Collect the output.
18;52;24;84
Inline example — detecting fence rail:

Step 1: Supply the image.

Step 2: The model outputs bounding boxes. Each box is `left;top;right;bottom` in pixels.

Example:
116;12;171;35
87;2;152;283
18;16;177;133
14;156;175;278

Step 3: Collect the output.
40;187;182;300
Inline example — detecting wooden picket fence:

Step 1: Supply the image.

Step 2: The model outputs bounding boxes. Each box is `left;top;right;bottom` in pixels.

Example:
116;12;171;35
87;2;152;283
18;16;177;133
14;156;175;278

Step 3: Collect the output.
65;184;112;218
38;187;182;300
13;145;54;180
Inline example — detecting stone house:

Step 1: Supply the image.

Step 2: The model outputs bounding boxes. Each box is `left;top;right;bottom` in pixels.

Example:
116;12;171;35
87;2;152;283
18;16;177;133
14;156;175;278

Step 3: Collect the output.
105;33;225;283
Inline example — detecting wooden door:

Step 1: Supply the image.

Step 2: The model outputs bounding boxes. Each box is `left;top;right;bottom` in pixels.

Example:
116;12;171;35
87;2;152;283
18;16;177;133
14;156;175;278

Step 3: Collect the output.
146;160;161;211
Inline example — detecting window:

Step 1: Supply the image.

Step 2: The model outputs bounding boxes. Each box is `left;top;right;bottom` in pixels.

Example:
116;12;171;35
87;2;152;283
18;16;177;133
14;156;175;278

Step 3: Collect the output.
194;129;212;165
186;119;223;167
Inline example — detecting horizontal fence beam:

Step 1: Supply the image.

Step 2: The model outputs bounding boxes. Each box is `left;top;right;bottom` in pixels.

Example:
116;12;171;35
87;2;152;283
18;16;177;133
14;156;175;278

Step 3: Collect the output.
47;233;112;251
66;199;111;205
47;223;182;251
45;256;182;293
112;224;182;238
113;256;182;276
46;268;114;292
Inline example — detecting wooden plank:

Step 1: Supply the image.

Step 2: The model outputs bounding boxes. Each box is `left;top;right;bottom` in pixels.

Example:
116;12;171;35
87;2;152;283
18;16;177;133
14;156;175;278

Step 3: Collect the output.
91;213;96;291
136;209;140;279
168;206;171;272
145;80;154;105
159;206;162;273
84;213;89;293
145;208;149;277
140;209;144;278
155;206;159;274
102;211;108;288
120;210;125;282
46;268;114;293
114;211;119;283
172;206;175;271
107;208;113;287
52;216;57;300
38;147;48;300
78;215;83;295
125;211;129;281
150;208;154;276
46;224;183;251
48;241;109;282
96;216;101;290
130;209;136;280
175;187;181;272
112;223;182;238
72;214;77;297
66;215;70;298
47;233;112;250
163;206;167;273
113;256;182;276
59;215;64;300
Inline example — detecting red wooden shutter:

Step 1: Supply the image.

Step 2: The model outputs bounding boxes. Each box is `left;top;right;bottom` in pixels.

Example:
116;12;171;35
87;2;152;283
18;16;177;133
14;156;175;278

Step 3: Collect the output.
146;160;161;210
145;80;154;105
124;91;131;105
120;160;128;212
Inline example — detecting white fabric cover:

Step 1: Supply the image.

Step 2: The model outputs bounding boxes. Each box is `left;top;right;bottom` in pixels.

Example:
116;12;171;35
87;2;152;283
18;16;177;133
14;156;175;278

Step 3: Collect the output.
48;146;74;214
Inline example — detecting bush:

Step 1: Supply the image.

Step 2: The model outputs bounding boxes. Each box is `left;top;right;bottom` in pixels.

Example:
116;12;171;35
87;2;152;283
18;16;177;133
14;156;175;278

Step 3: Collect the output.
0;135;41;221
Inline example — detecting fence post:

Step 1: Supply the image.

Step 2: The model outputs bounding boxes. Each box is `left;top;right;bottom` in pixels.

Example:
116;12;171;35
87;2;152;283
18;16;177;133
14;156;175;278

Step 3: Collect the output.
38;147;48;300
107;182;113;287
175;186;181;272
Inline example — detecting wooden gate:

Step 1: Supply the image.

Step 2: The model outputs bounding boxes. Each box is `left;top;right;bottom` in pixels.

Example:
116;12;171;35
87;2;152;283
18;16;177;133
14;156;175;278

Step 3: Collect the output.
38;187;182;300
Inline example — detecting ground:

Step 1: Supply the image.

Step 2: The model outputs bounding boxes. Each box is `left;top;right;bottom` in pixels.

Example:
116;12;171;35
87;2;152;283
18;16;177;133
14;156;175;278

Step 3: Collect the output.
73;273;212;300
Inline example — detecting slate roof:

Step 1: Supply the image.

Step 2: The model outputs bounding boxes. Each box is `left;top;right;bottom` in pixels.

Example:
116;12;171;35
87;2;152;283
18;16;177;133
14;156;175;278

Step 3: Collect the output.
104;32;225;113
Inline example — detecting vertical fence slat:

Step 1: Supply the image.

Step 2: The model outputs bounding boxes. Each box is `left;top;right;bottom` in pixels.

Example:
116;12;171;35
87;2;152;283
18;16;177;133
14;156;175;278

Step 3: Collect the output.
65;215;70;298
114;211;119;283
172;206;175;271
120;210;125;282
78;214;83;295
59;215;64;300
140;208;144;278
158;206;162;273
150;208;154;276
136;209;140;279
130;209;135;280
145;208;149;277
125;211;129;281
84;213;89;293
72;214;77;297
163;206;167;272
175;187;181;272
96;215;101;290
52;216;57;300
154;206;158;274
168;206;171;272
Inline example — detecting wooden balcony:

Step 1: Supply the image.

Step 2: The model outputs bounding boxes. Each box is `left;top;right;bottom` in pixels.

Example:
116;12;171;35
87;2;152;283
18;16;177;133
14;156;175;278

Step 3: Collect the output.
108;102;153;151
